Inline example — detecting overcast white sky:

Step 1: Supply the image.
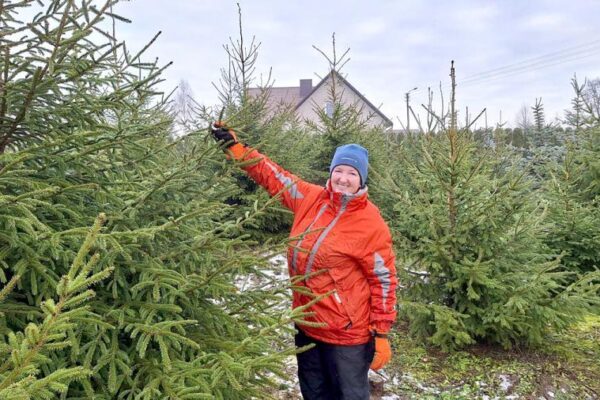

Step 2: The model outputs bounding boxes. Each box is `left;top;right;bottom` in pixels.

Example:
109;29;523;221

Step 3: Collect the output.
114;0;600;129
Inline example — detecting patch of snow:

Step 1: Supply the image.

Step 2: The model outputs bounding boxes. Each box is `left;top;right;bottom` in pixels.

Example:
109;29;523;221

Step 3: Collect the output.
498;374;513;392
269;253;287;266
399;373;441;395
234;253;290;293
369;369;389;381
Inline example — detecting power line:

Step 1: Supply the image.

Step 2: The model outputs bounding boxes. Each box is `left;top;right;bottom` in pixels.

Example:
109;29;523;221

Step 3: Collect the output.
422;40;600;92
459;48;600;87
402;39;600;126
458;42;600;86
459;39;600;82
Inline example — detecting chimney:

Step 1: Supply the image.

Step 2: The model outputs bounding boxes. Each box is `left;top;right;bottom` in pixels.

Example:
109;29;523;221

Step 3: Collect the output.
299;79;312;98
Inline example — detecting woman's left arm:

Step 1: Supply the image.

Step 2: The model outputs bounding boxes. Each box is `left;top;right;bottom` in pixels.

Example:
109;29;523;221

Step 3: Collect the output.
361;225;398;334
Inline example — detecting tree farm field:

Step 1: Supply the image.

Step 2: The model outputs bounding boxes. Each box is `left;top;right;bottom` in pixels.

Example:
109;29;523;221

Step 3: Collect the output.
2;1;600;399
253;254;600;400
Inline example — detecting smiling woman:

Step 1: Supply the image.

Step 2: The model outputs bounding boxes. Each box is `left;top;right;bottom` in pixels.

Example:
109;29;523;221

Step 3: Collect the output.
211;122;398;400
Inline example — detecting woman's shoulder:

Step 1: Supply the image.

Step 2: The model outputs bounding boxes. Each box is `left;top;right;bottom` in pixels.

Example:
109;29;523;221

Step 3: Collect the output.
363;199;386;220
351;200;390;234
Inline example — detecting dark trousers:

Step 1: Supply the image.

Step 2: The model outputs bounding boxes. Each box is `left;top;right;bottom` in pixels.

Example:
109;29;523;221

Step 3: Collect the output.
295;328;375;400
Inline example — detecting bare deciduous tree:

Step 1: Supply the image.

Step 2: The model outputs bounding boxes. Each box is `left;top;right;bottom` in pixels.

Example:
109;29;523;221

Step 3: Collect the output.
582;78;600;122
515;104;533;130
172;79;195;135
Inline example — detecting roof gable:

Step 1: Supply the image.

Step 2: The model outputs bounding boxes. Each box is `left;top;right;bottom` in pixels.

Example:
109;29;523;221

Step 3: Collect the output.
295;70;393;127
247;71;393;128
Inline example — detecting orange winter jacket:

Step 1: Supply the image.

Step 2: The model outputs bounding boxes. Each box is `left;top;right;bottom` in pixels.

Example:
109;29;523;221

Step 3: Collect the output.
229;144;397;345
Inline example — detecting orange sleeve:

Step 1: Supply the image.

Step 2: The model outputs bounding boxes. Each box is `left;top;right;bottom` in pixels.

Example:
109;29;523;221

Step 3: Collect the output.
228;143;320;213
361;223;398;333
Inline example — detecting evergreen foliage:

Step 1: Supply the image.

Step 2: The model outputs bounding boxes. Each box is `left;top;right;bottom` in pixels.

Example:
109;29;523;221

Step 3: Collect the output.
543;148;600;274
0;2;307;398
378;130;599;350
1;1;598;394
564;76;600;131
542;82;600;277
525;100;571;183
189;4;310;240
575;125;600;200
372;65;600;350
0;214;112;399
564;76;588;132
532;98;546;134
305;37;378;183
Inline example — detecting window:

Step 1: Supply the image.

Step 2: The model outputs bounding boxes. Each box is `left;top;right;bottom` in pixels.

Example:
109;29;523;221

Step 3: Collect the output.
324;101;334;117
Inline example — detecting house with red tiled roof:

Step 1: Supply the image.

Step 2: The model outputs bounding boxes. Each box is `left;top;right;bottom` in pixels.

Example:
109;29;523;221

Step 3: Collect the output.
248;70;393;129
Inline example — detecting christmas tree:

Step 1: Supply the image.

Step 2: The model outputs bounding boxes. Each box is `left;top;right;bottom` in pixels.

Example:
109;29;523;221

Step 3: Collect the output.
542;80;600;277
374;63;600;350
0;2;306;398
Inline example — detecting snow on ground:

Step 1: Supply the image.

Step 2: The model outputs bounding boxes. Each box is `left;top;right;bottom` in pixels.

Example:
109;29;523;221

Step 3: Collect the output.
234;253;289;292
498;374;514;392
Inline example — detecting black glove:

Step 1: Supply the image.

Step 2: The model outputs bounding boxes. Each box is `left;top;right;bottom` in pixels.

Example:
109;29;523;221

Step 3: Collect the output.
210;122;238;148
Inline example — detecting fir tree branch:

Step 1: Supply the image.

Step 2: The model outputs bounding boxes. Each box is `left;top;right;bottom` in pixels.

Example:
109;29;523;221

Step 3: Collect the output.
0;275;20;303
0;214;113;390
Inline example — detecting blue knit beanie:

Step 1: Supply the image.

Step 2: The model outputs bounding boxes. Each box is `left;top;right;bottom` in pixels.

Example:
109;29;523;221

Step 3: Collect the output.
329;144;369;187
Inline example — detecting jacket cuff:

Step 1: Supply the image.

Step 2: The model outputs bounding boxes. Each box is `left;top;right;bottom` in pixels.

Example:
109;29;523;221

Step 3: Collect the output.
370;320;393;334
226;142;249;160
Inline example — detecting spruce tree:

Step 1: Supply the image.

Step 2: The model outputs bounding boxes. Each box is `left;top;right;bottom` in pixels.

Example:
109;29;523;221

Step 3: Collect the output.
374;63;600;350
543;147;600;275
304;35;376;183
564;75;588;133
524;98;570;183
1;2;308;398
194;4;311;241
542;82;600;277
576;123;600;199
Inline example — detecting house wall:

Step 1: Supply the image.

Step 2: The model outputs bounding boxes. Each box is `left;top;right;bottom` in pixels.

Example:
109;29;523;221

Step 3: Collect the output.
295;76;391;128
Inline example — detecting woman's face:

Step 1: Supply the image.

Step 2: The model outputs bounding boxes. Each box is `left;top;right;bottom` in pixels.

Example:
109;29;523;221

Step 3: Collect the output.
331;165;361;195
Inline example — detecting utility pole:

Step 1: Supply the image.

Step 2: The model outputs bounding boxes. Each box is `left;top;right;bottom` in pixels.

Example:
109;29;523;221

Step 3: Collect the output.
405;87;418;136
